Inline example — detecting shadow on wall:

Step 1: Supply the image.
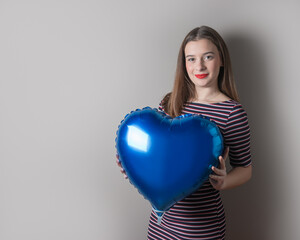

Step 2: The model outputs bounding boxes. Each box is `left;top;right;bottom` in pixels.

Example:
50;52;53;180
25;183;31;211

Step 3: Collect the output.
221;33;284;240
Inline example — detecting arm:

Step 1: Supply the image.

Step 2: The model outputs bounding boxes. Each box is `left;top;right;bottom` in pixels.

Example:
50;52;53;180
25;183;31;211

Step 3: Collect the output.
209;147;252;190
210;103;252;190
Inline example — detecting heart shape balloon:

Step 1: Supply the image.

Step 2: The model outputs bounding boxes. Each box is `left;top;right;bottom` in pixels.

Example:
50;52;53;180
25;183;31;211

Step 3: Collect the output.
115;107;223;219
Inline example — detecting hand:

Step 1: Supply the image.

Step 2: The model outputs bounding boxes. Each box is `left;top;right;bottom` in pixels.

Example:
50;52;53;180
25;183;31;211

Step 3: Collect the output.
116;154;128;179
209;147;229;190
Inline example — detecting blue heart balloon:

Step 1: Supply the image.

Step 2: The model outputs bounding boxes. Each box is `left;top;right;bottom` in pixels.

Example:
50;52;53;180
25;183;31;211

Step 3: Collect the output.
116;107;223;220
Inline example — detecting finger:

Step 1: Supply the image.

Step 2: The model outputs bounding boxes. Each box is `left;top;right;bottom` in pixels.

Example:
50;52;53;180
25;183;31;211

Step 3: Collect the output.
211;166;226;175
223;147;229;159
209;174;223;181
116;154;120;159
218;156;226;170
209;178;217;186
209;178;222;190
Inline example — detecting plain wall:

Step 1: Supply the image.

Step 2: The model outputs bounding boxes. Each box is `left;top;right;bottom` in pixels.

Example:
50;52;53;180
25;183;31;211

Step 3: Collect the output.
0;0;299;239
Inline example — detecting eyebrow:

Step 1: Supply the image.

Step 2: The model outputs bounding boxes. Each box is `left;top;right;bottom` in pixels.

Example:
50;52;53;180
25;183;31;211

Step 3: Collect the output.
185;51;215;58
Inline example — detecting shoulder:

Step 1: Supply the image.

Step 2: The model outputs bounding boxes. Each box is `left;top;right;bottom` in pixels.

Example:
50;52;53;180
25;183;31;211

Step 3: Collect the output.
159;92;171;112
227;101;248;118
225;101;250;130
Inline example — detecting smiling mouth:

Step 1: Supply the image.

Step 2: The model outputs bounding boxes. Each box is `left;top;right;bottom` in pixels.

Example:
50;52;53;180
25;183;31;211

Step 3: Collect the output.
195;74;208;79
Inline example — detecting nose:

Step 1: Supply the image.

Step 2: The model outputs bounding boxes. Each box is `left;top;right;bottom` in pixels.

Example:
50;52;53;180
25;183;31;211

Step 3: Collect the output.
196;58;206;71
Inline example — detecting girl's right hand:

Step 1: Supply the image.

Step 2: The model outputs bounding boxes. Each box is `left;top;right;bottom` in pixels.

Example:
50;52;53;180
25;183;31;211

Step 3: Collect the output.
116;154;128;179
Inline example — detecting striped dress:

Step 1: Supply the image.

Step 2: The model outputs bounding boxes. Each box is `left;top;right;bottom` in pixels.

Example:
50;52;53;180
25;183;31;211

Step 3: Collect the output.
147;100;252;240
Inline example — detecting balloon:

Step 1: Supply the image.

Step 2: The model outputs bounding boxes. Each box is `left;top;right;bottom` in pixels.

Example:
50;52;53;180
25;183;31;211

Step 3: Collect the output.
115;107;223;223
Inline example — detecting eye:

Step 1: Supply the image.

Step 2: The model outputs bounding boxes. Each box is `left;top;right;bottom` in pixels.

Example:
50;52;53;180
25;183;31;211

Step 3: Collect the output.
187;57;195;62
204;55;214;61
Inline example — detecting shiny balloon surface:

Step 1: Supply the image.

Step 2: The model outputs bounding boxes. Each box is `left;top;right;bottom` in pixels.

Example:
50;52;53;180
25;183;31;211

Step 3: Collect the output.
115;107;223;214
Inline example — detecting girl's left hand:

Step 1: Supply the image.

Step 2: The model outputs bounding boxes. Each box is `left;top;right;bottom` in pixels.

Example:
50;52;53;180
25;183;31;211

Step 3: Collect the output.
209;147;229;190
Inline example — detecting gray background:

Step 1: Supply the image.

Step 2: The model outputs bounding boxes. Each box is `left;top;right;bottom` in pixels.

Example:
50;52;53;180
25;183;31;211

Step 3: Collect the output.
0;0;299;239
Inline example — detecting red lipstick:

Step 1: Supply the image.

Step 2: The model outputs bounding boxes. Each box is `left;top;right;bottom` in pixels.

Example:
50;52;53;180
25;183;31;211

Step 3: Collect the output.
195;74;208;79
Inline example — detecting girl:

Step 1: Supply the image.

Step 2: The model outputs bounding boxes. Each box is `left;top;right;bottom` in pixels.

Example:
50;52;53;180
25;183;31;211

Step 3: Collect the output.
147;26;252;239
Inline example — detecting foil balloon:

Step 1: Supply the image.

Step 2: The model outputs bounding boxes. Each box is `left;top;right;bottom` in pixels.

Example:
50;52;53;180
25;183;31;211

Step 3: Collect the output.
115;107;223;223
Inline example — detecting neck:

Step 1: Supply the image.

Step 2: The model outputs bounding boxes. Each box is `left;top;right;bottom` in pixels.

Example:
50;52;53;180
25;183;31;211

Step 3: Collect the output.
192;87;222;103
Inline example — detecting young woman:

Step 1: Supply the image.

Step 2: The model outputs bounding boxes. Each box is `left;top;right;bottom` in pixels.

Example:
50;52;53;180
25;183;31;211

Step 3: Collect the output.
147;26;252;239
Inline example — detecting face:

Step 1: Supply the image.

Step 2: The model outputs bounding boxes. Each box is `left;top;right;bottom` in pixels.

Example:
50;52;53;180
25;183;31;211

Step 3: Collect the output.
185;39;222;90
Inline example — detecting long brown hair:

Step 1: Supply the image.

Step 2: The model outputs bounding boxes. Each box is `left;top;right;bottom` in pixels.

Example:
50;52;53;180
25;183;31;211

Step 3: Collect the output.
162;26;239;117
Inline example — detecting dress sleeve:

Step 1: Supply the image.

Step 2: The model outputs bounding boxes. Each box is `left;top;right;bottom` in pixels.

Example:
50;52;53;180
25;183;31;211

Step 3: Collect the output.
158;100;165;112
158;102;164;111
224;103;252;167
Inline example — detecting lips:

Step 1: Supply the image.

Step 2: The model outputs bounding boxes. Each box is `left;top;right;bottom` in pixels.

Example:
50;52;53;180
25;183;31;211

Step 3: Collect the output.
195;74;208;79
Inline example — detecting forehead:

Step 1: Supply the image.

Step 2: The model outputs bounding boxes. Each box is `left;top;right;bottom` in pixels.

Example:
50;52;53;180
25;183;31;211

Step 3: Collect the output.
184;39;218;55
